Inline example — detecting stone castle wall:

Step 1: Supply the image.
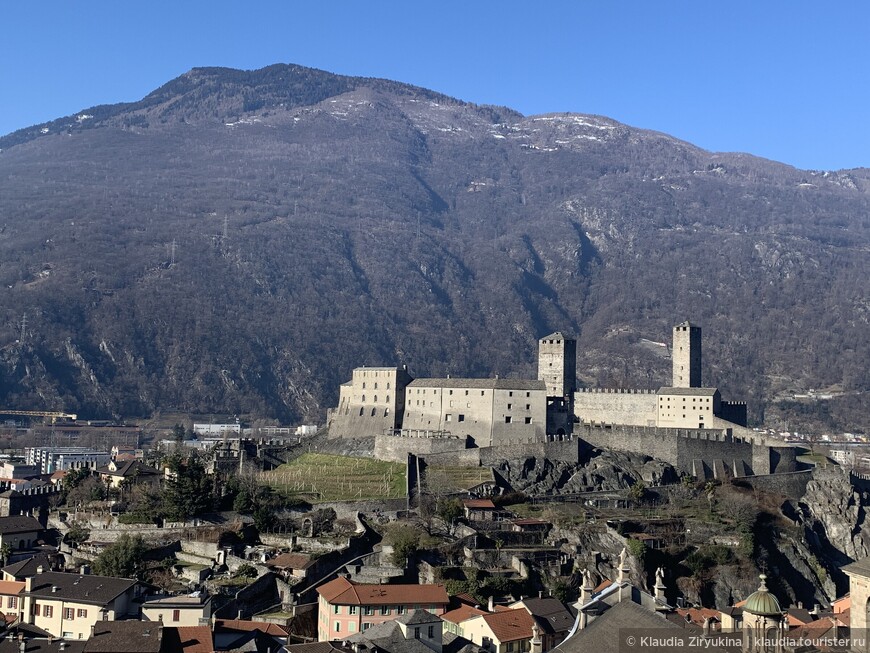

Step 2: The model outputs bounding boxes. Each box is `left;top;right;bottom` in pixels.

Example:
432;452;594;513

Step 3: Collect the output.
573;388;657;427
576;424;775;478
373;434;580;466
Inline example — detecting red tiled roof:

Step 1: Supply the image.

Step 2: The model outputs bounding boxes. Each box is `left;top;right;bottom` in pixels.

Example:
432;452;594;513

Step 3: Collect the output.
454;592;479;606
441;604;488;624
676;607;719;626
462;499;496;509
833;594;850;613
268;553;315;570
317;577;449;606
214;619;290;636
480;608;535;643
0;580;25;596
173;626;214;653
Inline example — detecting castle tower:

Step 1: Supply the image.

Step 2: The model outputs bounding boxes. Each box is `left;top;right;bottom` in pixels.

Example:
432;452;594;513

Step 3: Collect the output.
672;321;702;388
538;332;577;399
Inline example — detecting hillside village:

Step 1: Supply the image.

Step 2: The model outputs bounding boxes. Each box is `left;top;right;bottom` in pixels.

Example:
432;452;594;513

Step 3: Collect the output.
0;323;863;652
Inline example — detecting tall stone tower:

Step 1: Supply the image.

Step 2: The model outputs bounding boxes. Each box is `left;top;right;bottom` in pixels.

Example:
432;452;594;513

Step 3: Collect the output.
672;321;702;388
538;332;577;398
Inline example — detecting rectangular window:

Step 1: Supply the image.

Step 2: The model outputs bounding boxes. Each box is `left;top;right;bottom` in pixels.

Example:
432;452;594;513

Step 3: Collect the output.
64;608;74;620
524;417;532;424
398;606;406;615
335;622;341;632
350;622;357;632
428;626;435;638
173;610;180;622
458;415;465;422
509;391;513;397
6;597;15;609
415;628;421;639
364;607;373;616
505;416;512;423
33;604;40;617
43;605;53;618
349;606;357;615
380;606;389;616
334;605;340;614
507;403;512;409
77;609;87;618
525;404;530;410
445;414;452;422
363;623;371;631
508;643;514;652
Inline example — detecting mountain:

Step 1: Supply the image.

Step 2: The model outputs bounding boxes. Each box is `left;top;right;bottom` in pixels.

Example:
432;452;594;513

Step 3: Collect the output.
0;64;867;432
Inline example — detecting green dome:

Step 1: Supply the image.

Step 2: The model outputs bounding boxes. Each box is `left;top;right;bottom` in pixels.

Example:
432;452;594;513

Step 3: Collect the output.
744;575;782;617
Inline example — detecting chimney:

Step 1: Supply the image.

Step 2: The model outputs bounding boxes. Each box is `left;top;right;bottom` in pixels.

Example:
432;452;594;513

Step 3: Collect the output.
36;565;44;574
59;643;66;651
80;564;90;575
52;586;59;593
487;596;494;612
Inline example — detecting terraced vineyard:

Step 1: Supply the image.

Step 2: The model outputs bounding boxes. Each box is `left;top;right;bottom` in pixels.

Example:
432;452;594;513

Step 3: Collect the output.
263;453;406;501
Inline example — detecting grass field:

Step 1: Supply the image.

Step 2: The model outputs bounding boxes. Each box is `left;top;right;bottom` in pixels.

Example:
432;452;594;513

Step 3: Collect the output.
263;453;406;502
425;466;494;492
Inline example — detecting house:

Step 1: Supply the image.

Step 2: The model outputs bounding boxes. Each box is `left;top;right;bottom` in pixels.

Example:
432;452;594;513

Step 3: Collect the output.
459;608;535;653
316;577;449;641
212;619;290;651
441;604;487;637
95;460;161;490
507;598;573;650
82;621;163;653
1;555;61;581
21;570;142;639
0;516;44;552
346;609;445;653
0;579;25;623
141;592;213;626
462;500;497;522
265;552;316;580
552;600;728;653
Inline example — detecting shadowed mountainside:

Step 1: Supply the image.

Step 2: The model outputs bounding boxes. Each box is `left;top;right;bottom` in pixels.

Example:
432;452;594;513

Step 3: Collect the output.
0;64;867;430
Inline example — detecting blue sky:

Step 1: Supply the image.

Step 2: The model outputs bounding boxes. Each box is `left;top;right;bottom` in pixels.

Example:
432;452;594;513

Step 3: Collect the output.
2;1;868;170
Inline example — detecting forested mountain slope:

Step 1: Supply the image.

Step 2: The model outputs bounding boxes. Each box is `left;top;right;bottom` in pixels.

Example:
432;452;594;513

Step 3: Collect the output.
0;64;867;431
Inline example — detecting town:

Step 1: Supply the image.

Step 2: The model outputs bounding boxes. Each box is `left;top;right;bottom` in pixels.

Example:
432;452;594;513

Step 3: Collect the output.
0;323;864;653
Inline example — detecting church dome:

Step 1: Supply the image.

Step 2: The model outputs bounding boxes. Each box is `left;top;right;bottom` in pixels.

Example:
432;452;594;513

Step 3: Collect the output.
744;575;782;617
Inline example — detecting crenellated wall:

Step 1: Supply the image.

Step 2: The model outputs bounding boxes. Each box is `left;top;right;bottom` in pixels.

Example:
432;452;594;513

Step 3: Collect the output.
573;388;657;427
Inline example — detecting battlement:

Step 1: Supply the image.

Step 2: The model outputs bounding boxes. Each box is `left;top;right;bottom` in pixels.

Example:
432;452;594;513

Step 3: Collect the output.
385;429;463;440
578;423;738;443
575;388;656;395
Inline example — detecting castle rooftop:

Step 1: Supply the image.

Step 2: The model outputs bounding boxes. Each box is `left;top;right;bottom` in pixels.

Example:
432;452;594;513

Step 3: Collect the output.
407;378;546;390
658;387;718;396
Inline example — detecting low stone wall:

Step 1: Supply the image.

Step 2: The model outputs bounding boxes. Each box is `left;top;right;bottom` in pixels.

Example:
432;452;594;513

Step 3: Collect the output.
731;470;813;497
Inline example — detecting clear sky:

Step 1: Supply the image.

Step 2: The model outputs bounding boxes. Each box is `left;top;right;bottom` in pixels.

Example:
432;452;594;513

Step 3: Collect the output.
2;1;868;171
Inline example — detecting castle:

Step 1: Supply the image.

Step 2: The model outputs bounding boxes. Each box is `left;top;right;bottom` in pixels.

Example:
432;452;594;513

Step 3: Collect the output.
327;322;794;479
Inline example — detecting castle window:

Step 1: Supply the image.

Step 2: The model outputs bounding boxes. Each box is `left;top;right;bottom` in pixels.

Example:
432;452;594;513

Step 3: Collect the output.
385;408;389;417
481;391;485;396
465;390;469;396
359;408;364;416
509;392;513;397
371;408;376;417
387;383;391;389
362;395;366;402
386;395;390;403
374;395;378;402
450;401;454;407
525;417;532;424
374;383;378;390
449;390;453;395
507;403;512;410
505;416;512;423
446;414;452;422
526;404;530;410
362;382;366;389
526;392;530;397
458;415;465;422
